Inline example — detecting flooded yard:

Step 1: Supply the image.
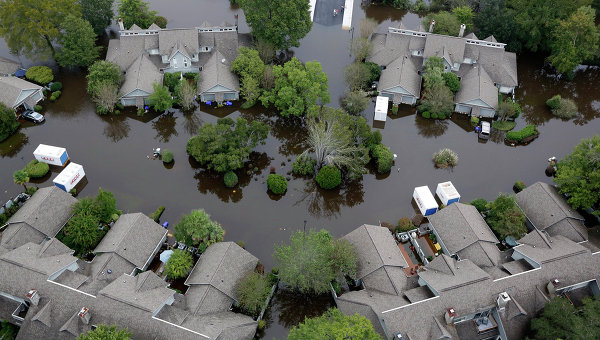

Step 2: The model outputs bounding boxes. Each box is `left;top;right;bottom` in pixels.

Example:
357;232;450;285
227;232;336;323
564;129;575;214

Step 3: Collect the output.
1;1;600;338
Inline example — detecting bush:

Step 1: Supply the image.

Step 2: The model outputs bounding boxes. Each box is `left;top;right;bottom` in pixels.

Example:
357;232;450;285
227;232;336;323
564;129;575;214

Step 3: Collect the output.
433;148;458;168
397;217;414;232
51;90;61;99
412;0;428;12
236;271;272;317
514;181;526;193
24;160;49;178
437;113;446;119
154;15;168;29
267;174;287;194
492;120;516;131
165;249;194;280
442;72;460;92
34;105;43;112
431;113;438;119
364;61;382;83
506;125;539;142
0;104;20;142
25;66;53;84
471;116;480;126
551;98;578;119
49;82;63;91
422;111;431;119
164;72;181;92
258;319;267;330
161;149;174;163
183;72;199;82
149;206;165;222
224;171;238;188
371;144;394;173
26;186;38;195
471;198;488;213
292;154;316;176
316;165;341;190
546;95;561;110
392;105;399;114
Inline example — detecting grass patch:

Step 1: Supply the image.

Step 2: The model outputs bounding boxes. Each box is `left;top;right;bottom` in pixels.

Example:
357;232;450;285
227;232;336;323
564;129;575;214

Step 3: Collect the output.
492;120;516;131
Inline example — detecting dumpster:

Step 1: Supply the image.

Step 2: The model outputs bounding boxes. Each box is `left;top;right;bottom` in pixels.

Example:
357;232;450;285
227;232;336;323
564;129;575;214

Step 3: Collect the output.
33;144;69;166
53;163;85;192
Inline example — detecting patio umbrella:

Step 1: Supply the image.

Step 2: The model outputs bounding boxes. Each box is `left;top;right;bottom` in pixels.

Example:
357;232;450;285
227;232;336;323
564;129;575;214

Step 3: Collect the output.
160;250;174;263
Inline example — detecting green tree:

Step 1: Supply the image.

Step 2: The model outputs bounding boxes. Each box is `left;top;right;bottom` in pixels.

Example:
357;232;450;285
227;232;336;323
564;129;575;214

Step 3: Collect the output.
554;135;600;214
267;174;287;194
0;319;18;340
164;249;194;279
530;297;600;339
93;82;119;114
485;194;527;239
94;188;119;223
442;72;460;93
260;58;330;117
80;0;114;36
0;103;19;142
0;0;81;59
342;91;370;115
231;47;265;80
371;144;394;173
548;6;599;77
177;80;196;111
350;38;373;62
117;0;157;29
62;212;105;255
343;62;372;91
56;15;102;67
13;170;29;190
236;271;272;317
87;61;123;96
174;209;225;249
452;6;474;30
474;0;522;53
186;117;269;173
419;83;455;117
25;66;54;85
77;324;131;340
274;229;357;294
147;82;173;112
424;11;461;36
238;0;312;50
289;308;382;340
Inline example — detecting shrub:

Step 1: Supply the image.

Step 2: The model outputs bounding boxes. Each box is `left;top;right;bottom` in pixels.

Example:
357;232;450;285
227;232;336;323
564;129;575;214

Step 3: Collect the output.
392;105;399;114
437;113;446;119
155;15;168;29
161;149;174;163
149;206;165;222
236;271;272;317
397;217;414;232
49;82;63;91
236;240;246;249
26;186;38;195
412;0;428;12
292;154;316;176
546;95;561;110
471;198;488;213
371;144;394;173
164;72;181;92
224;171;238;188
442;72;460;92
34;105;43;111
431;113;438;119
24;160;50;178
267;174;287;194
364;61;382;83
514;181;526;193
164;249;194;280
258;319;267;330
316;165;341;190
492;120;516;131
506;125;539;142
183;72;198;81
422;111;431;119
25;66;53;84
0;104;19;142
433;148;458;168
552;98;578;119
471;116;479;126
52;90;61;99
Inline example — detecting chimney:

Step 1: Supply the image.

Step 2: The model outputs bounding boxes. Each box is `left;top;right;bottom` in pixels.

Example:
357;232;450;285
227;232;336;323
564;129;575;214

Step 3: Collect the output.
118;18;124;31
458;24;466;38
234;14;239;27
547;278;560;295
26;289;40;306
78;307;91;325
429;20;436;33
497;292;511;310
445;307;457;324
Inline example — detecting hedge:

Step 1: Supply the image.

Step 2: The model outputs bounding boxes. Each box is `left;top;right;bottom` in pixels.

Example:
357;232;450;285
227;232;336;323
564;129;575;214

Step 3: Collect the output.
149;206;165;222
505;125;538;142
24;160;49;178
50;82;63;91
371;144;394;173
25;66;54;85
316;165;341;190
267;174;287;194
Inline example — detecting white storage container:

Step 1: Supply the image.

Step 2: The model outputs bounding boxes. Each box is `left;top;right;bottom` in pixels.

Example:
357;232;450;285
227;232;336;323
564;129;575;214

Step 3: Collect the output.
436;181;461;205
53;163;85;192
33;144;69;166
374;96;389;122
413;186;438;216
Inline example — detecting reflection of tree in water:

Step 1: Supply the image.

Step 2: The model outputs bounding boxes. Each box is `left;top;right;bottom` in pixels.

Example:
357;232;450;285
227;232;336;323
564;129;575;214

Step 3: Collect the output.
240;108;308;156
152;113;178;142
489;129;506;144
272;288;334;329
294;179;364;218
182;113;204;135
415;116;449;138
103;115;131;142
0;132;28;158
193;152;270;203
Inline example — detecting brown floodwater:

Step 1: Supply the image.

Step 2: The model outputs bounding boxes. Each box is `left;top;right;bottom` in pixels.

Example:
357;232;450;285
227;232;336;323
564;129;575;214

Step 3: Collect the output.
1;1;600;338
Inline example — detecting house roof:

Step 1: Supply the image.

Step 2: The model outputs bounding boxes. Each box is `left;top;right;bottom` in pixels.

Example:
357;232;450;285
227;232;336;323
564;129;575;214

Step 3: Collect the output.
378;55;421;97
476;47;518;88
99;272;174;313
0;56;20;75
515;230;588;264
0;76;42;108
93;213;167;269
198;50;239;93
418;254;490;292
423;34;466;67
32;300;53;328
368;32;412;67
455;66;499;109
159;28;199;56
0;239;77;276
120;54;163;96
516;182;587;242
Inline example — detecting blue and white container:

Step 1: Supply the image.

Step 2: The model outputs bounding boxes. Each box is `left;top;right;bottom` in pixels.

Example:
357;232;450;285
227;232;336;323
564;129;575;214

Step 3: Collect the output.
53;162;85;192
413;186;438;216
33;144;69;166
436;181;461;205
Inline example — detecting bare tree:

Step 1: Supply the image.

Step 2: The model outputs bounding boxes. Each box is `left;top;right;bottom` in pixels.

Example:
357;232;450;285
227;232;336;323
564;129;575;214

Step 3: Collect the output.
178;80;196;111
359;18;378;39
350;38;373;62
92;82;119;114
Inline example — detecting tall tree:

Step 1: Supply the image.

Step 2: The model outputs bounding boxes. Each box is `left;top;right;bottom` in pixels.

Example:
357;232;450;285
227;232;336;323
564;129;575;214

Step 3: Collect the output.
485;194;527;239
87;61;123;96
164;249;194;279
418;83;455;117
80;0;114;36
117;0;157;29
77;324;131;340
0;103;19;142
174;209;225;250
289;308;382;340
548;6;599;77
238;0;312;50
56;15;102;67
13;170;29;190
474;0;522;53
0;0;81;59
147;82;173;112
530;297;600;339
424;11;461;36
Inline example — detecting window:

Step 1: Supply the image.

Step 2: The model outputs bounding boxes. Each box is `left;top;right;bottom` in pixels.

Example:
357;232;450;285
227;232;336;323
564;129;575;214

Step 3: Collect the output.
184;60;188;68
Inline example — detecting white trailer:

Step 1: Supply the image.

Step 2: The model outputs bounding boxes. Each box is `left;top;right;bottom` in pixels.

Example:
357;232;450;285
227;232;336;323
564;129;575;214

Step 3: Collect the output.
436;181;461;205
374;96;389;122
53;163;85;192
33;144;69;166
413;186;438;216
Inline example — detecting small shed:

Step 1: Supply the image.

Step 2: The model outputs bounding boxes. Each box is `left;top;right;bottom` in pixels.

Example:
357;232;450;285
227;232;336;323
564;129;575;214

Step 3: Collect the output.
33;144;69;166
413;186;438;216
374;96;389;122
53;163;85;192
436;181;461;205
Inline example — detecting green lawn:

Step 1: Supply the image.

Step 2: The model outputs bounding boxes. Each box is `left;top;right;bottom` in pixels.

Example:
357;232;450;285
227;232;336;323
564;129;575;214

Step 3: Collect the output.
492;120;517;131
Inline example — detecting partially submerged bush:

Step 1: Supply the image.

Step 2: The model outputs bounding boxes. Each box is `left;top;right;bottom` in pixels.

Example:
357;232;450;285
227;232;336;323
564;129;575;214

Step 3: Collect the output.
161;149;174;163
371;144;394;173
546;95;561;110
316;165;341;190
267;174;287;194
236;271;272;318
432;148;458;168
397;217;415;232
471;198;488;213
292;154;316;176
149;206;165;222
26;66;53;85
224;171;238;188
551;97;577;119
506;125;539;142
24;160;49;178
471;116;480;126
49;82;63;91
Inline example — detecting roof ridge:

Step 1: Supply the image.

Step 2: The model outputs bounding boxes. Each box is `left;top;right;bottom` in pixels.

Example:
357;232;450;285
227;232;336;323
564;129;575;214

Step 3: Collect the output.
365;225;386;269
538;182;572;218
208;242;231;292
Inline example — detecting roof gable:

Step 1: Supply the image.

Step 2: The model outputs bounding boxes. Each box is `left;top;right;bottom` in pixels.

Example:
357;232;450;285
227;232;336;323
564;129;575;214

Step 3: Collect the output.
199;50;239;94
99;272;174;313
455;66;498;109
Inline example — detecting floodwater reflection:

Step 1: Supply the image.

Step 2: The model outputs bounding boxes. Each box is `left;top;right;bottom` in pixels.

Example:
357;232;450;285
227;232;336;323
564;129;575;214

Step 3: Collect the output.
271;288;335;329
152;112;178;142
415;115;449;138
0;132;28;158
294;179;364;218
102;115;131;142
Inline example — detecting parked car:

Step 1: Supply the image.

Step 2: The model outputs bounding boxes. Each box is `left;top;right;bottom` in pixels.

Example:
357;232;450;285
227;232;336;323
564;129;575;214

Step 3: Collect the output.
21;110;45;123
478;121;490;140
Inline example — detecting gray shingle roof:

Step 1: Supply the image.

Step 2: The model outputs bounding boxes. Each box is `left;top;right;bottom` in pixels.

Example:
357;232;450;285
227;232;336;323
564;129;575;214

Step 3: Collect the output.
516;182;587;242
515;230;588;264
476;46;518;87
120;54;163;96
423;34;466;67
93;213;167;269
0;56;20;75
32;300;53;327
0;76;42;108
455;65;499;109
378;55;421;97
0;223;47;251
0;239;77;276
159;28;199;56
418;254;490;292
99;272;174;313
198;50;239;93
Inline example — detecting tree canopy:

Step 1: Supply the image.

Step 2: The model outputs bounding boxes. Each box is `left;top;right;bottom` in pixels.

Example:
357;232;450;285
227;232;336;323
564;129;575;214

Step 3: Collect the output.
81;0;114;36
117;0;158;29
554;135;600;214
424;11;461;36
530;297;600;339
164;249;194;279
147;82;173;112
274;229;357;294
77;324;131;340
484;193;527;239
174;209;225;250
260;57;329;117
288;308;382;340
0;103;19;142
87;61;123;95
56;15;102;67
238;0;312;50
186;117;269;173
236;271;272;317
418;83;455;117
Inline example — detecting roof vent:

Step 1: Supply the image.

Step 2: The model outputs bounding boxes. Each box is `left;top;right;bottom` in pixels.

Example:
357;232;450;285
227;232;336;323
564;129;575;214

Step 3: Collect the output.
221;58;226;63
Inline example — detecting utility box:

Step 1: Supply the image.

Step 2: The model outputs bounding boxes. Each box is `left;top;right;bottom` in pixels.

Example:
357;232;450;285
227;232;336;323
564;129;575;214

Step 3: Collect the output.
413;186;438;216
374;96;389;122
436;181;461;205
53;163;85;192
33;144;69;166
